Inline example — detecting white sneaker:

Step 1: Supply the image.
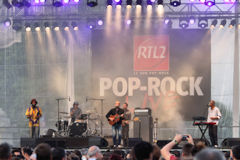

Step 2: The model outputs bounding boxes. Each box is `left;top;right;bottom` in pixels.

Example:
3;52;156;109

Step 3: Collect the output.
118;145;123;148
214;145;218;148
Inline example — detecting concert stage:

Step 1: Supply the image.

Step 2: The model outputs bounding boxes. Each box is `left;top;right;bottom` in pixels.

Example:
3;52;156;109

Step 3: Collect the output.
20;136;108;149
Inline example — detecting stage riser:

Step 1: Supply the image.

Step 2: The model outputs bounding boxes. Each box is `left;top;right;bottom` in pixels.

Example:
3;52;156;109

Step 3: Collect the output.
21;137;108;149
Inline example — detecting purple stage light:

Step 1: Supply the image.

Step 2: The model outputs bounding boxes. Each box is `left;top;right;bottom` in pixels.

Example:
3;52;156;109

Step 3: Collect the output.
150;0;155;2
190;0;194;2
126;19;132;25
63;0;69;4
204;0;215;6
35;0;40;4
39;0;45;3
164;18;170;24
89;25;93;29
97;20;103;26
189;18;195;25
74;0;79;2
4;19;11;27
200;0;205;3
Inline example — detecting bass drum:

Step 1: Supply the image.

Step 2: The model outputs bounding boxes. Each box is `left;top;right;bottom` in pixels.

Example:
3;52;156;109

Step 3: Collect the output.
69;122;87;137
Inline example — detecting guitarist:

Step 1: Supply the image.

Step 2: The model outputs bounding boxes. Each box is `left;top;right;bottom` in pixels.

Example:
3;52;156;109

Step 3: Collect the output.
122;102;131;147
106;101;124;148
25;99;42;138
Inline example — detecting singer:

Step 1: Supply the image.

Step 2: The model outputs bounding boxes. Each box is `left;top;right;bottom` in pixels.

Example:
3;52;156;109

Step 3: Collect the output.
25;99;42;138
207;100;221;147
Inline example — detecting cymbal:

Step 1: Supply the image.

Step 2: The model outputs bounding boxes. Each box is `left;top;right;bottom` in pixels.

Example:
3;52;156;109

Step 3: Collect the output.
59;112;69;114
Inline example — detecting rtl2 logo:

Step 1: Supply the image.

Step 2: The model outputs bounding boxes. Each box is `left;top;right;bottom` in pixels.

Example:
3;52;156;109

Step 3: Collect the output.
134;35;169;71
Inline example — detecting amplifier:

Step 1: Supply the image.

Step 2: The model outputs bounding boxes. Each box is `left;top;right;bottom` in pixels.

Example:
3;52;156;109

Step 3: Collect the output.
134;108;152;116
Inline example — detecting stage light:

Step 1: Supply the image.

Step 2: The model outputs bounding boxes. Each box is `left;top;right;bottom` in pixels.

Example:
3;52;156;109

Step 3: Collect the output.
39;0;45;3
53;22;60;31
63;0;69;4
12;21;22;31
44;22;50;30
147;0;155;5
12;0;24;7
71;22;78;30
164;18;170;24
97;20;103;26
189;17;195;25
157;0;163;5
87;0;98;7
220;19;226;28
205;0;215;7
25;23;31;32
199;0;205;3
126;19;132;25
224;0;235;3
164;18;172;28
52;0;62;7
34;22;40;31
73;0;79;2
3;0;12;8
4;19;11;27
107;0;112;5
179;18;189;29
126;0;132;6
170;0;181;6
198;18;208;29
229;19;236;28
62;22;69;30
115;0;122;4
136;0;142;5
210;19;217;29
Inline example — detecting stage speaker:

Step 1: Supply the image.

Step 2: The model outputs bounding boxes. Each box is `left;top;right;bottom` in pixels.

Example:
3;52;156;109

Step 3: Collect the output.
222;138;240;148
128;138;142;147
133;116;153;143
36;138;66;148
20;138;36;148
104;136;113;147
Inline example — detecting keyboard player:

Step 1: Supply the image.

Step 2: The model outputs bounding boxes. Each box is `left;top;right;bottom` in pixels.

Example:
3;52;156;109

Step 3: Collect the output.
207;100;222;147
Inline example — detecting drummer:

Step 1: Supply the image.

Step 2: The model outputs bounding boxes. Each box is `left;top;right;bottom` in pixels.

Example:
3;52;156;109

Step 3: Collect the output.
70;101;82;123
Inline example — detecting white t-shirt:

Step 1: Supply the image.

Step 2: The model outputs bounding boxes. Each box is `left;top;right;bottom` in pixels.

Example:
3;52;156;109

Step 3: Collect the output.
207;106;221;125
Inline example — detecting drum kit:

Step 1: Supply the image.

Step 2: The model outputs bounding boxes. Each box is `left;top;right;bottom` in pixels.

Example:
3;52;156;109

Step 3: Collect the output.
55;110;101;137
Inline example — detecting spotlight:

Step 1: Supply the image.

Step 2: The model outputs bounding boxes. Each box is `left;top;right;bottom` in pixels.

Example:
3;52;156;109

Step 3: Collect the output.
12;0;24;7
115;0;122;4
34;22;40;31
44;22;50;30
12;20;22;31
107;0;112;5
62;22;69;30
71;22;78;30
4;18;11;27
164;18;172;28
126;19;132;25
25;23;31;32
63;0;69;4
126;0;132;6
189;17;195;25
229;19;236;28
147;0;155;5
53;22;60;31
73;0;79;2
164;18;170;24
179;18;189;29
170;0;181;6
220;19;226;28
39;0;45;3
210;19;217;28
87;0;98;7
136;0;142;5
199;0;205;3
3;0;12;9
157;0;163;5
205;0;215;7
97;20;103;26
198;18;208;29
52;0;62;7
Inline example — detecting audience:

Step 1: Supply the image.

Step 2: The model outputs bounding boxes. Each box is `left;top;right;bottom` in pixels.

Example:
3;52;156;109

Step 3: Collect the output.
34;143;51;160
87;146;103;160
51;148;65;160
194;148;225;160
21;147;32;160
0;134;238;160
0;143;11;160
132;141;153;160
231;145;240;160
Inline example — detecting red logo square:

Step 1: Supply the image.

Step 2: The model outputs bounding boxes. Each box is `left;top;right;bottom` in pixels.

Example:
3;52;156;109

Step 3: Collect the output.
134;35;169;71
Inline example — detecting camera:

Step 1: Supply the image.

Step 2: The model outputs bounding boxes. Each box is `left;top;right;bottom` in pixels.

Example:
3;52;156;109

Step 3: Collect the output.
182;135;189;141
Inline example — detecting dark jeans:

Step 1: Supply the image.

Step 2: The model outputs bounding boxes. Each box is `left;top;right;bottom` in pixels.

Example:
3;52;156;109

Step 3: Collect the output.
30;126;40;138
122;124;129;147
209;125;218;146
112;124;122;146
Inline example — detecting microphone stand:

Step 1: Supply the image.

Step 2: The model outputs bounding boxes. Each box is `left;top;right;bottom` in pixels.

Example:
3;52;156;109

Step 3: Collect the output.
56;98;69;128
86;97;104;136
